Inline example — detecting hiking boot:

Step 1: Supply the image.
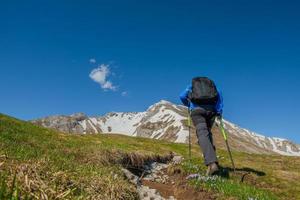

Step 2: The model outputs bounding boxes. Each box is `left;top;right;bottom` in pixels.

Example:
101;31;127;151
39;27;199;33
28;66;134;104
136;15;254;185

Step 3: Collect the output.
206;162;219;176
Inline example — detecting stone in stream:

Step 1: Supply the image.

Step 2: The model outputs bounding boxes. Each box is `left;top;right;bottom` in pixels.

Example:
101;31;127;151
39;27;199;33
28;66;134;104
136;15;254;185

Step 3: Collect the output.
122;168;172;200
122;156;184;200
172;155;184;165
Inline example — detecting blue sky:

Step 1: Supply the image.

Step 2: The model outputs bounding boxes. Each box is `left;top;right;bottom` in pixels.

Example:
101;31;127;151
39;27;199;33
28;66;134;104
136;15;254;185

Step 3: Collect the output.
1;0;300;143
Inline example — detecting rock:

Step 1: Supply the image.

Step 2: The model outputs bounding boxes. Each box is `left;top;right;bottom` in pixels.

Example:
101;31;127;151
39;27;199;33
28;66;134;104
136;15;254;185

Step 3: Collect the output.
155;177;162;183
121;168;140;185
70;113;88;121
172;155;184;165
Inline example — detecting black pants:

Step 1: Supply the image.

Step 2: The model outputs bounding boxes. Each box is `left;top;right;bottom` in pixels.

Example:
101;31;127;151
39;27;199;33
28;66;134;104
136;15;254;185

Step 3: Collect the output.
191;107;217;166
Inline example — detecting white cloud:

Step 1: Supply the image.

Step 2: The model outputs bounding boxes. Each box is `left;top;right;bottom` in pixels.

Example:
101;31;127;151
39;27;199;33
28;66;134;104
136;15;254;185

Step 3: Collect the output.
89;64;117;91
89;58;96;64
121;91;128;97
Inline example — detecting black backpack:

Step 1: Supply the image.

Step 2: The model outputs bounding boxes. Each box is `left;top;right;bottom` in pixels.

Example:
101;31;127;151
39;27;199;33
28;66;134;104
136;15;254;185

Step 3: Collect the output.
189;77;219;105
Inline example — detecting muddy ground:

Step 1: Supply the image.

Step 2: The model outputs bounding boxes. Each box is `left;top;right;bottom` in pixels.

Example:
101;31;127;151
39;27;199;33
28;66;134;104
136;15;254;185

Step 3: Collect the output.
142;168;217;200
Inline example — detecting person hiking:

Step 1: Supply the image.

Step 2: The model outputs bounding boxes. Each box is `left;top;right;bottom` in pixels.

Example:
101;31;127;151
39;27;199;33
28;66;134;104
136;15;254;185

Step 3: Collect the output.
180;77;223;176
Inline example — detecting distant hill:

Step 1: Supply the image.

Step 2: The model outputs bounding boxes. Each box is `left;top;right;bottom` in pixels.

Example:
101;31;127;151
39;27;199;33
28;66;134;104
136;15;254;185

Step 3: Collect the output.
32;100;300;156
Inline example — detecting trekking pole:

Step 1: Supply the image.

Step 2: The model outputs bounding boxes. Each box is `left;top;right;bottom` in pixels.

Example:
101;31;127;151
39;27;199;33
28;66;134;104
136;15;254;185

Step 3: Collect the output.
188;109;192;160
219;116;236;172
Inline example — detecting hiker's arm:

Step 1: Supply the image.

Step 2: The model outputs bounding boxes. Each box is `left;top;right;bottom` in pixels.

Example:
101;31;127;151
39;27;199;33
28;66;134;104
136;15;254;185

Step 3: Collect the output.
180;85;192;107
215;89;223;116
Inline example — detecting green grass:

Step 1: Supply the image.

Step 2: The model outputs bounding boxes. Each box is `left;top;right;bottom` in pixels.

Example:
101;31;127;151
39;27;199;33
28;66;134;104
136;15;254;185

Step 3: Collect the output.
181;159;277;200
193;177;275;200
0;113;300;199
0;174;18;200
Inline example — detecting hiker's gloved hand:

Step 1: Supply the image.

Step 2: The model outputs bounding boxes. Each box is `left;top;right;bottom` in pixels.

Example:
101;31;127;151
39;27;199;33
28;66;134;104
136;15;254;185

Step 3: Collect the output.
216;113;222;120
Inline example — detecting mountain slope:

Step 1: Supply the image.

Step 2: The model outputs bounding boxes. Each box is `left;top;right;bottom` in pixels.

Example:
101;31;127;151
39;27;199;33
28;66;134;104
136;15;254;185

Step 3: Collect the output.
32;100;300;157
1;113;300;200
0;113;185;199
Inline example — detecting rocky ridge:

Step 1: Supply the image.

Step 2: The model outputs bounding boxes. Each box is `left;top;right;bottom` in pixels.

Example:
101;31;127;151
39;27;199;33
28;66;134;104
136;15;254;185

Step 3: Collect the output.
31;100;300;156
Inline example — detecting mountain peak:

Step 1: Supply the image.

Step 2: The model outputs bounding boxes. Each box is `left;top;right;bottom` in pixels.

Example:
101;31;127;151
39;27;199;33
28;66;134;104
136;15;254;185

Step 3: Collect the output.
70;113;88;120
157;100;172;105
147;100;175;111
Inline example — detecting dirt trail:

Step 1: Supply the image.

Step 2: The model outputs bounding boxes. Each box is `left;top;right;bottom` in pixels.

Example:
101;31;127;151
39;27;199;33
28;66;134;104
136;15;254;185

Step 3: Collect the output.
122;155;216;200
142;171;215;200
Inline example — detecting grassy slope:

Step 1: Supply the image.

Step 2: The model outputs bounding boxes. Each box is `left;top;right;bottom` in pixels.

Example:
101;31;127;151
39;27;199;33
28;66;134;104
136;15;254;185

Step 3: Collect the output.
0;113;299;200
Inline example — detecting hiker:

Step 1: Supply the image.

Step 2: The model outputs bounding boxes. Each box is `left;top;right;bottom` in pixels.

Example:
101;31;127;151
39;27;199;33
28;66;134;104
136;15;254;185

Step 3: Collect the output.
180;77;223;176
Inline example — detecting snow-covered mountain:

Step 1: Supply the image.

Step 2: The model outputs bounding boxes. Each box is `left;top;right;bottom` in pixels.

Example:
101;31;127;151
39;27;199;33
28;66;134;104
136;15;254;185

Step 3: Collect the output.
31;100;300;156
